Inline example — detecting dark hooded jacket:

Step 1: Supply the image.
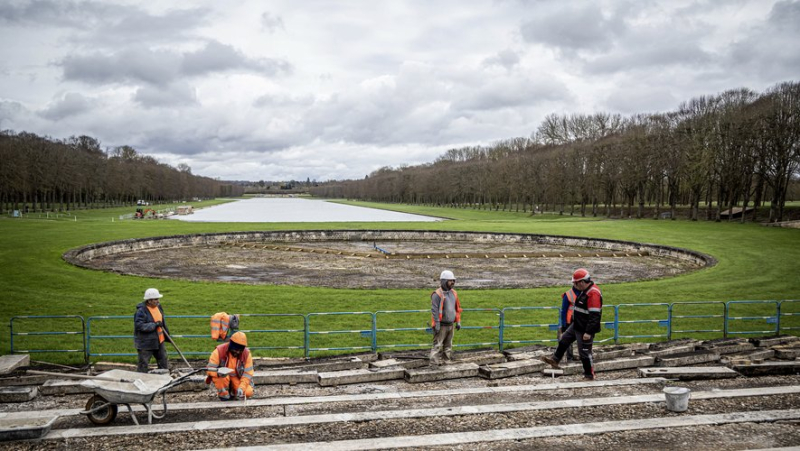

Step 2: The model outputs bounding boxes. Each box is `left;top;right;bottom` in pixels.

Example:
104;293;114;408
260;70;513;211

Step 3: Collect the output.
134;302;170;350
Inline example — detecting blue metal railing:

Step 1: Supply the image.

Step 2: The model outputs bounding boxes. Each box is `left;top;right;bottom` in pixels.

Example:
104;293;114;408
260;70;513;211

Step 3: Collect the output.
10;315;86;362
10;300;800;363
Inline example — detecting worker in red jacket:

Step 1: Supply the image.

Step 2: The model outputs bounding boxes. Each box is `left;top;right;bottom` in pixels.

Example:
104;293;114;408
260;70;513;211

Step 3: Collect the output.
542;268;603;380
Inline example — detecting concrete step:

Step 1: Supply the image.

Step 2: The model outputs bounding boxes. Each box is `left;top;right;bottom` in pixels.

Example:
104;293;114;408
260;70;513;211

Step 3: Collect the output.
656;350;720;367
92;361;138;372
254;369;319;385
732;361;800;376
773;345;800;360
318;368;405;386
543;355;655;377
505;351;549;362
273;357;371;373
698;341;755;355
0;375;51;387
646;344;696;358
39;379;95;396
638;367;740;380
479;360;547;379
369;359;428;370
404;363;480;383
749;335;799;347
594;346;635;361
0;386;38;402
0;354;29;375
454;352;506;366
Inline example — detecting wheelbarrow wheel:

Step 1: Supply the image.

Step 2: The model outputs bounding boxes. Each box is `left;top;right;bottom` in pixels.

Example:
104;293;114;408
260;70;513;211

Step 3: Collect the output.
85;395;117;425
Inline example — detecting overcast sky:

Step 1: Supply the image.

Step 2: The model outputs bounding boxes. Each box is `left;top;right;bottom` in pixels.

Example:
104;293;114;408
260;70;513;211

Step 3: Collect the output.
1;0;798;182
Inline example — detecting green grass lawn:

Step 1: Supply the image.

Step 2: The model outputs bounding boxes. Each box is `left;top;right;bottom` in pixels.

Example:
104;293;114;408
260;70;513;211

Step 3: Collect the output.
2;198;799;363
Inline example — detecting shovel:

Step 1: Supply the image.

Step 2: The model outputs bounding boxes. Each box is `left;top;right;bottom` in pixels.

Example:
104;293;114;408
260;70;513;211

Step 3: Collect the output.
27;370;149;391
161;327;193;369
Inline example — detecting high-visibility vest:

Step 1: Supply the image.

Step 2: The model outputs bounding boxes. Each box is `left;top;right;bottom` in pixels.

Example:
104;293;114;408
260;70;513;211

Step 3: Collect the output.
430;288;462;326
147;305;165;343
563;289;577;325
210;312;231;340
207;342;255;387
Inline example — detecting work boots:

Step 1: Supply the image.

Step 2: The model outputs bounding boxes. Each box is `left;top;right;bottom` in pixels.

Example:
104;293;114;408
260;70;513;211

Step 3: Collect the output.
540;355;560;369
581;357;595;380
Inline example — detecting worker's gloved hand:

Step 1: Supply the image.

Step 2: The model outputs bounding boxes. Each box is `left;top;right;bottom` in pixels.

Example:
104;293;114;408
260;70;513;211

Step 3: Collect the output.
154;321;163;327
455;322;461;331
434;323;440;333
204;375;212;385
237;387;245;398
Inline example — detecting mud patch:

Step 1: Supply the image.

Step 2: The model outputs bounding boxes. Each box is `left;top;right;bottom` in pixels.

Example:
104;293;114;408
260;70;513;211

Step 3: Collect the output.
66;230;713;289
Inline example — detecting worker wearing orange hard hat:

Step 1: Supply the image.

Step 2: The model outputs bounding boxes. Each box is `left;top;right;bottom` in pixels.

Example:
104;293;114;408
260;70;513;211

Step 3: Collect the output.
542;268;603;380
207;332;255;401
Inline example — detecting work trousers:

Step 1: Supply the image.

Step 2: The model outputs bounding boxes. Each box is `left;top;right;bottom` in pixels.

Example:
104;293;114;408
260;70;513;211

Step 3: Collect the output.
136;342;168;373
430;324;455;364
555;324;594;362
212;375;254;399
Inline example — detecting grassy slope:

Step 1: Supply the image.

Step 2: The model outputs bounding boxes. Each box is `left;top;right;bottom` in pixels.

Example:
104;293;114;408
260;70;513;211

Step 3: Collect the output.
1;198;799;358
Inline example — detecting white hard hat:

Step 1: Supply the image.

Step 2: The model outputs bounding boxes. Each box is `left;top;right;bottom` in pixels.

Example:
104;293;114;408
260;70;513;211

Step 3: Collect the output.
143;288;163;300
440;270;456;280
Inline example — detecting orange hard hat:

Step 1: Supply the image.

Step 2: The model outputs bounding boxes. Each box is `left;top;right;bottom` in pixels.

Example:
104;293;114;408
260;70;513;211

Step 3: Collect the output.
572;268;591;283
230;331;247;346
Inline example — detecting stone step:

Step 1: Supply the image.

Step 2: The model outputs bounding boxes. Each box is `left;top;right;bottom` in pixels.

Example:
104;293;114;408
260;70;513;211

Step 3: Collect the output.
645;344;696;358
697;342;755;355
253;369;319;385
368;359;428;370
505;351;549;362
656;350;720;367
454;352;506;366
638;367;739;380
0;354;29;375
318;368;405;386
647;339;699;351
596;356;655;371
721;349;776;366
404;363;480;383
274;357;369;373
39;379;95;396
479;360;547;379
92;361;138;372
773;345;800;360
0;386;38;402
749;335;799;347
0;375;51;387
501;344;550;356
733;361;800;376
594;346;635;361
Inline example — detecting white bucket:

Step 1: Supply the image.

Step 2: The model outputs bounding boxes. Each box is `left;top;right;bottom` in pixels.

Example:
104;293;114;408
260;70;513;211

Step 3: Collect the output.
663;386;691;412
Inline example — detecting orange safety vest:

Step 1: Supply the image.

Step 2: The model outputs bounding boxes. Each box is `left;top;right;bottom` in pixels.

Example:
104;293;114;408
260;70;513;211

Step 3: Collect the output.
207;342;255;387
430;287;462;326
564;289;577;325
147;305;165;343
210;312;231;340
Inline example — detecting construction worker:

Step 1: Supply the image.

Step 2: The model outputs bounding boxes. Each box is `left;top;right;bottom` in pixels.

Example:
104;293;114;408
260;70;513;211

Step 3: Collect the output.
134;288;171;373
559;280;578;361
542;268;603;380
207;331;255;401
430;270;462;366
210;312;239;342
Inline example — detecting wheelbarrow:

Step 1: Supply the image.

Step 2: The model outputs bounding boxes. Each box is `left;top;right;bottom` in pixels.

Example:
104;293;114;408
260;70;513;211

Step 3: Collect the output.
77;367;232;426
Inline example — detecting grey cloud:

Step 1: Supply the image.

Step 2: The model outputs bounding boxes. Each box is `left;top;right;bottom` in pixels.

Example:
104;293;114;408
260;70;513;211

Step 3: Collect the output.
585;40;714;74
133;84;198;109
0;0;116;27
454;76;569;111
61;47;180;86
60;41;290;87
520;3;627;51
482;49;520;70
181;41;291;77
260;12;285;33
727;0;800;80
253;93;314;108
38;92;94;120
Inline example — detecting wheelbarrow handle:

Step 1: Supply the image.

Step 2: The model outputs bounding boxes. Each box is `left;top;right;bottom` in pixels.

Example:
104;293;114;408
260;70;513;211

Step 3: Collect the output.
27;370;138;384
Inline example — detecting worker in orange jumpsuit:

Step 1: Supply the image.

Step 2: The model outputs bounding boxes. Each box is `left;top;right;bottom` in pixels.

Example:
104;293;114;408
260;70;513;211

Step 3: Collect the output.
206;332;255;400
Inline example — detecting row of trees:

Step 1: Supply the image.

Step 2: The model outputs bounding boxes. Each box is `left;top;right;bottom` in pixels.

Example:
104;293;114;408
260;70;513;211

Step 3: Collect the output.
312;81;800;222
0;131;243;214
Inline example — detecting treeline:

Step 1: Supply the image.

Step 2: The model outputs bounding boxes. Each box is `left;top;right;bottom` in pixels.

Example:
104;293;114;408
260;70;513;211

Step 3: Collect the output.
312;81;800;222
0;131;243;214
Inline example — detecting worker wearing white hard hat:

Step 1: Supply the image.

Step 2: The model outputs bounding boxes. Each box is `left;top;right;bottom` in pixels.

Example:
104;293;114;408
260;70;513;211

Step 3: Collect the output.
429;270;463;366
133;288;172;373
